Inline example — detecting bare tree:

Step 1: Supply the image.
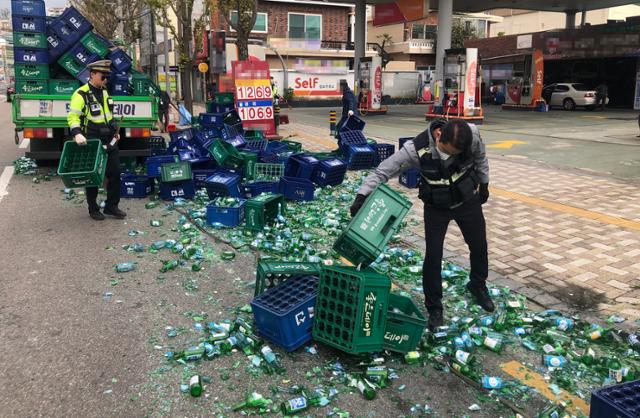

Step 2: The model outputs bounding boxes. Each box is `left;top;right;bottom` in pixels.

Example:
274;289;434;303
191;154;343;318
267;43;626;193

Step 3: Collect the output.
144;0;212;113
219;0;257;60
69;0;143;45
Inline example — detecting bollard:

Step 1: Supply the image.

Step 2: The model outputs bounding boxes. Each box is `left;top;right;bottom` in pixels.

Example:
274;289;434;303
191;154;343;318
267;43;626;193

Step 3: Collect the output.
329;110;336;136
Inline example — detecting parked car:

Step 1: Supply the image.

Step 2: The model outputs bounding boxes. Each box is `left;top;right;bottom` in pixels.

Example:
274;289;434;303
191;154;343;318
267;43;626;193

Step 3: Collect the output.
541;83;607;110
6;85;15;102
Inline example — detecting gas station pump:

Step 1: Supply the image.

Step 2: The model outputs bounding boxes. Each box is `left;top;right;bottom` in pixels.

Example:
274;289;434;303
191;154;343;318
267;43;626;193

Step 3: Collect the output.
426;48;484;123
357;56;388;115
502;49;545;110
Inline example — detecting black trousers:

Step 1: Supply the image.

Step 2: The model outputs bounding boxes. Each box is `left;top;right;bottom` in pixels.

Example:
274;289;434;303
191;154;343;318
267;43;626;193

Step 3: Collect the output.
159;109;169;131
86;145;120;213
422;197;488;312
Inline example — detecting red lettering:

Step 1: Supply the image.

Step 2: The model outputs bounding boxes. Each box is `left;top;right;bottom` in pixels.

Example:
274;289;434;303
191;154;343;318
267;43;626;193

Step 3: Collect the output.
294;77;302;89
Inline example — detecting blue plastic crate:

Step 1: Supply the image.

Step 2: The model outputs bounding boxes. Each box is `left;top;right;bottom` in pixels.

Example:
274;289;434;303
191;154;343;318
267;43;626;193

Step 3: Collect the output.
241;181;279;198
244;139;268;152
312;158;347;187
75;68;90;84
169;128;194;143
168;138;196;156
146;155;178;178
399;137;414;149
45;30;68;60
266;141;289;154
399;168;419;188
199;112;224;127
338;130;368;150
285;154;320;180
108;48;132;73
204;171;242;199
223;111;244;133
212;103;234;113
279;176;315;201
159;180;195;201
14;48;49;65
372;143;395;166
147;136;166;156
192;169;217;189
251;275;319;351
345;144;375;170
68;42;98;65
12;0;46;17
338;115;365;132
12;15;45;33
58;6;92;38
109;80;129;96
49;19;82;44
590;380;640;418
120;173;154;198
206;199;246;227
222;125;246;148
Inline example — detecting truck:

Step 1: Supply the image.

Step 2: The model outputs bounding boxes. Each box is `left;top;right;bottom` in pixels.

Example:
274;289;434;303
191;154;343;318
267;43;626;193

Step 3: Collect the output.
12;92;159;160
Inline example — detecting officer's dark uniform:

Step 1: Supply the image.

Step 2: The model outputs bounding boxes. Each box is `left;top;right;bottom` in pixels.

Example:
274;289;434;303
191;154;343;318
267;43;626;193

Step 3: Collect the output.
352;120;493;329
67;60;121;216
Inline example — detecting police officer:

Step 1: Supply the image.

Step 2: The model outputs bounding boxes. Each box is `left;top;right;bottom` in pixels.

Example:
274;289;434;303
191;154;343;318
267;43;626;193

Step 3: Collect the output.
350;119;494;331
335;79;357;137
67;60;126;221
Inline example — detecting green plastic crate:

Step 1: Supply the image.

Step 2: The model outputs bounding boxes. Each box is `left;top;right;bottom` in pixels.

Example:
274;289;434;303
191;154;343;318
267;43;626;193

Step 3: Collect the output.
58;52;85;77
14;32;47;49
57;139;107;188
383;294;427;353
255;260;322;297
252;163;284;181
245;193;285;231
50;79;80;95
14;64;49;80
80;31;109;57
215;92;235;105
131;75;153;96
119;156;138;172
282;140;302;153
207;139;244;169
16;79;48;95
312;265;391;354
333;184;412;267
244;130;264;141
160;161;192;183
239;150;258;180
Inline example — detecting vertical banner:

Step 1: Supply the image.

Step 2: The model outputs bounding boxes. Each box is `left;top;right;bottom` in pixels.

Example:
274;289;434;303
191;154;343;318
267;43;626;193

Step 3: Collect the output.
232;60;276;136
371;56;382;110
634;62;640;110
532;49;544;106
463;48;478;116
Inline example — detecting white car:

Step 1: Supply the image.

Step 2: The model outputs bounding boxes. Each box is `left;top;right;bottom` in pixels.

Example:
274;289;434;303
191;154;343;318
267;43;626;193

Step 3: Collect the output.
542;83;606;110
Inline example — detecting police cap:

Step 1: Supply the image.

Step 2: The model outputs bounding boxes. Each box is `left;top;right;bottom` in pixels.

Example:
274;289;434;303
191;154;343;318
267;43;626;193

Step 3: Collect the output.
86;60;112;74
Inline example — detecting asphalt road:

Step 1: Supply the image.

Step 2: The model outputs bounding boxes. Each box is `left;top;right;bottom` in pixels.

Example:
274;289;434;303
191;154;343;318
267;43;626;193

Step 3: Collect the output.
289;104;640;179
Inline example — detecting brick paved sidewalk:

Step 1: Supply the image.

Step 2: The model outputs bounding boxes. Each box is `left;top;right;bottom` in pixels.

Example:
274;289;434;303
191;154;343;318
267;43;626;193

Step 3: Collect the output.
280;121;640;322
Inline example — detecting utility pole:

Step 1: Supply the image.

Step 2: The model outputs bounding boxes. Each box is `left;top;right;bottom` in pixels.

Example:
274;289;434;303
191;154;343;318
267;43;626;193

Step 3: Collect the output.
164;25;170;94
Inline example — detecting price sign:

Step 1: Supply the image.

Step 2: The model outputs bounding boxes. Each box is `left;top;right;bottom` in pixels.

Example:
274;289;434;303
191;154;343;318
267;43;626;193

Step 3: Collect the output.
232;60;276;135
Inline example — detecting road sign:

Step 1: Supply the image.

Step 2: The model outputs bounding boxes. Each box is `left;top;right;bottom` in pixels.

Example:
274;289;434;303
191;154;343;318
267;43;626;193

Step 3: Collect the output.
198;62;208;73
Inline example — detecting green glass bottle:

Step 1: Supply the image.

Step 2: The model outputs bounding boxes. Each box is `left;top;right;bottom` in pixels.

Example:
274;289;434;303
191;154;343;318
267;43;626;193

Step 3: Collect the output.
232;392;272;411
493;311;507;331
189;374;203;397
160;259;179;272
483;336;503;352
261;345;285;374
280;395;322;415
353;378;376;400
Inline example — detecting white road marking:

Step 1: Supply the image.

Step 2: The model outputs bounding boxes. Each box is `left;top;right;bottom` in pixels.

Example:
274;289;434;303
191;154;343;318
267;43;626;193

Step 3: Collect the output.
19;138;30;149
0;166;15;202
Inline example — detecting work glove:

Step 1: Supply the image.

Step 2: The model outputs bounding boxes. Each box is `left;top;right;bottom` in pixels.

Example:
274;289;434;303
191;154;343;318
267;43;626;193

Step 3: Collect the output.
348;110;354;116
479;183;489;204
350;194;367;217
74;133;87;146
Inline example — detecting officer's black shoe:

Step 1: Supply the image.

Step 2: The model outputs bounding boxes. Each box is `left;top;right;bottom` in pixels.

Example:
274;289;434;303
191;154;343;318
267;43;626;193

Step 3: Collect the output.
427;309;444;332
89;211;105;221
466;282;495;312
104;207;127;219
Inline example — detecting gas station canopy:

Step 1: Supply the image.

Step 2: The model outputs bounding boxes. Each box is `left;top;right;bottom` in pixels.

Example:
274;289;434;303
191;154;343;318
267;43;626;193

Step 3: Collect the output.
334;0;637;12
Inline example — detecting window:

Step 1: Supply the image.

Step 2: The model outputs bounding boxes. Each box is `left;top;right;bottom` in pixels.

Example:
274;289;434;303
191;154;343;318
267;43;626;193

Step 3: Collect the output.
572;83;589;91
411;23;437;40
230;11;268;33
554;85;570;92
288;13;322;40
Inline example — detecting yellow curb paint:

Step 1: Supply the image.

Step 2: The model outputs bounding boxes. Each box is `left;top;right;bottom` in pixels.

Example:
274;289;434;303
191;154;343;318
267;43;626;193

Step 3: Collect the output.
491;187;640;231
580;115;607;119
501;360;590;416
487;140;528;149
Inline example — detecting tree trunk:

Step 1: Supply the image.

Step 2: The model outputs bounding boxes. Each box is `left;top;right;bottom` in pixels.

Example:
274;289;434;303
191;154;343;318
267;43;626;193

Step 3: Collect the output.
237;33;249;61
182;60;193;114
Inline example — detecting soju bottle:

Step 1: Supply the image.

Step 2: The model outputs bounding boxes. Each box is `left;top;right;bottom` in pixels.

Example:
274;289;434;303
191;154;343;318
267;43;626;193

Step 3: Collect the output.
235;318;254;335
352;377;376;400
183;346;205;361
189;374;203;397
483;336;503;352
493;311;507;331
160;259;179;272
604;357;623;382
232;392;272;411
280;395;322;415
261;345;284;374
450;360;481;382
115;262;136;273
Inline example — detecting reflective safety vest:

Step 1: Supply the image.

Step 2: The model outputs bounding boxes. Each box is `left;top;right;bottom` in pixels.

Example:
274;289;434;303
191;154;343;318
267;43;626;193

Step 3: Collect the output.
413;130;479;209
67;83;115;138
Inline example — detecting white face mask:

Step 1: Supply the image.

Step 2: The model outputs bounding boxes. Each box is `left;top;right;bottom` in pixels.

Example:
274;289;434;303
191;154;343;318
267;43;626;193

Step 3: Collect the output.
436;141;452;160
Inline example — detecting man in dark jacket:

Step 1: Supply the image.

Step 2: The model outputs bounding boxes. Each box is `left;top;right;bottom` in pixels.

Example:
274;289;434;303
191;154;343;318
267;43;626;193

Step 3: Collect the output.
158;90;171;132
350;119;494;331
335;79;357;137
